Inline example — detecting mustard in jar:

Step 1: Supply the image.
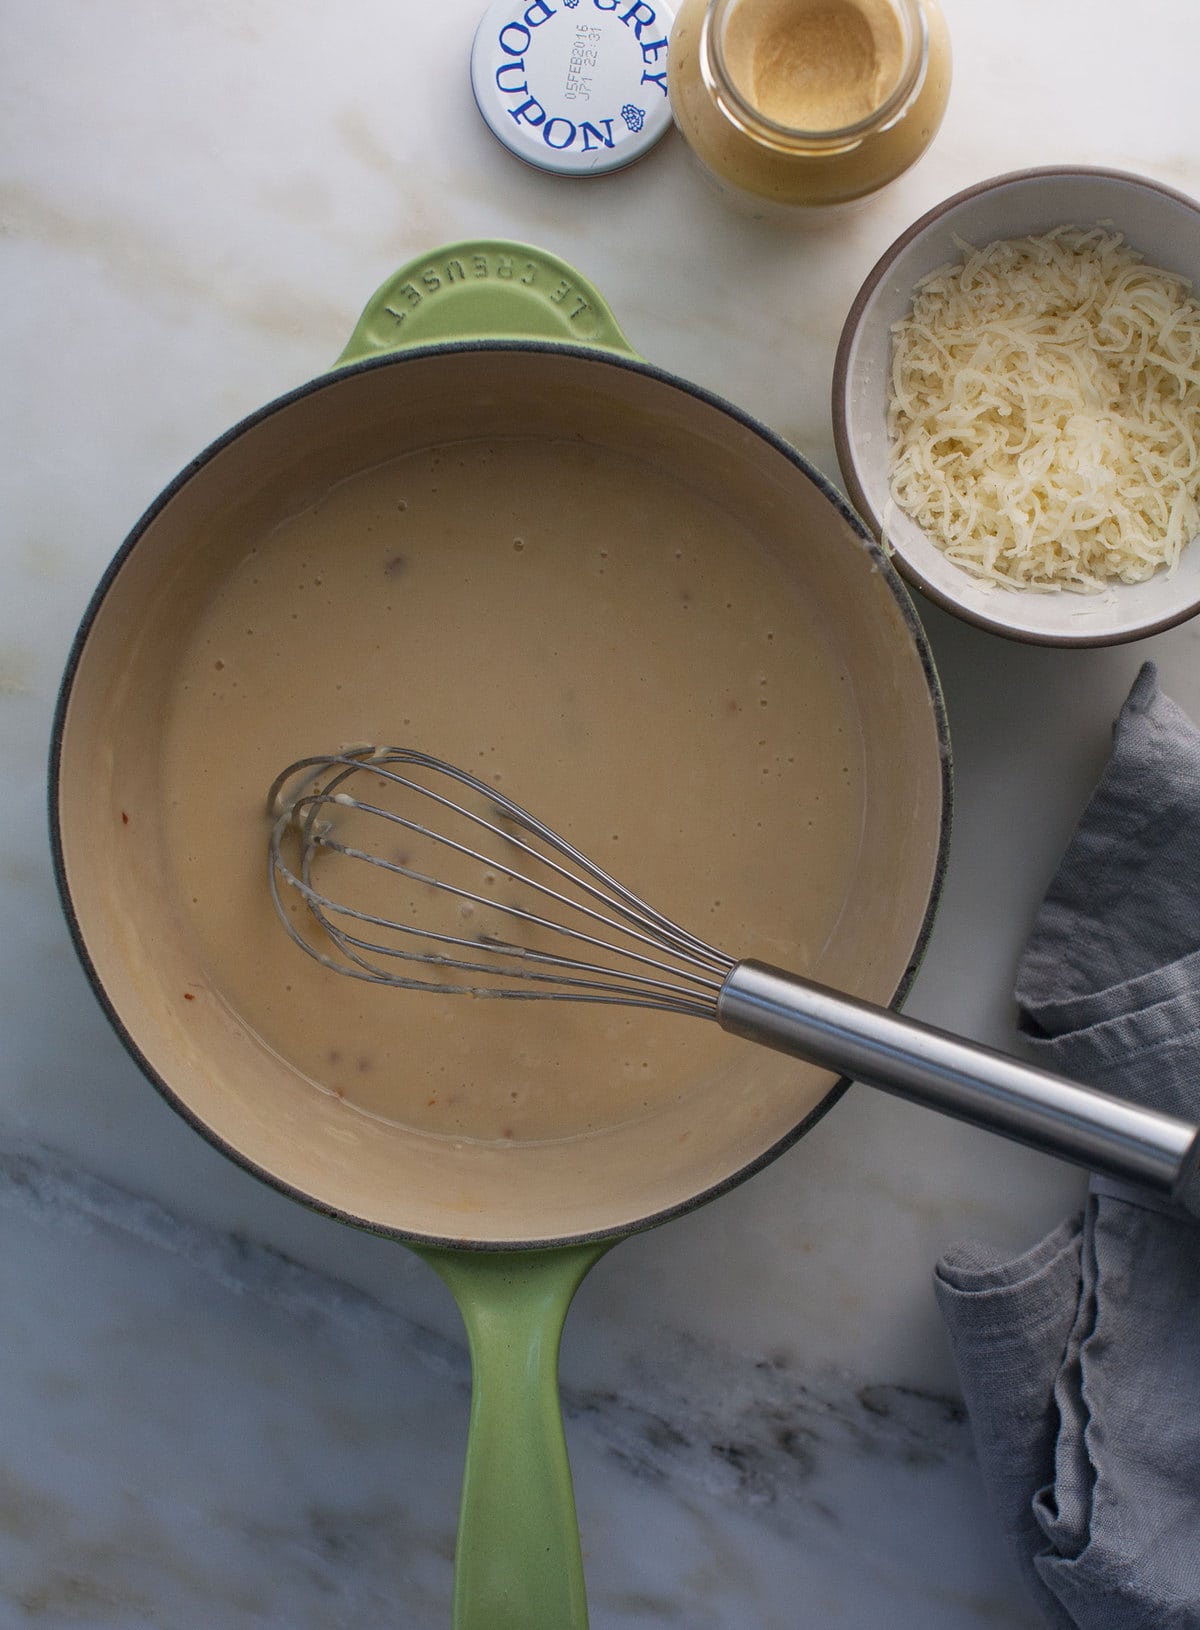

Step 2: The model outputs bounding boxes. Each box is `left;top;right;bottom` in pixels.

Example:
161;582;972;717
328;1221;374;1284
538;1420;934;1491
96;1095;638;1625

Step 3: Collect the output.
669;0;951;209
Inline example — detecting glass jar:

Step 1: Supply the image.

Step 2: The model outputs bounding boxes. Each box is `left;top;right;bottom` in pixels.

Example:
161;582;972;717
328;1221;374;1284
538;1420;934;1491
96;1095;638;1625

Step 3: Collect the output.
668;0;951;211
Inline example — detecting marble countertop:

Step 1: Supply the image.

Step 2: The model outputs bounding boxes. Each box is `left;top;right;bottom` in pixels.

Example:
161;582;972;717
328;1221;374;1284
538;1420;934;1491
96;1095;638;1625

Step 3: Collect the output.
5;1;1200;1624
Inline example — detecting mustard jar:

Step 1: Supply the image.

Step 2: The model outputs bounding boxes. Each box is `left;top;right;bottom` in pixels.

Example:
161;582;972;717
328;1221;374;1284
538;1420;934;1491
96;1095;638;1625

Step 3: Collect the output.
668;0;951;210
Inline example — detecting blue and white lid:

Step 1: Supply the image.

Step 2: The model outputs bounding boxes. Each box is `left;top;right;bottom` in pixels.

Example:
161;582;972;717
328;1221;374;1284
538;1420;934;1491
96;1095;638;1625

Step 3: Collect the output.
471;0;676;176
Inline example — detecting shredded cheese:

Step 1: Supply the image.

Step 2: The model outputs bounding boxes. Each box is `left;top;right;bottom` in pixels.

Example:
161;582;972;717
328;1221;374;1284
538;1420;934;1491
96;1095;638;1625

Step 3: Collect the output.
886;226;1200;592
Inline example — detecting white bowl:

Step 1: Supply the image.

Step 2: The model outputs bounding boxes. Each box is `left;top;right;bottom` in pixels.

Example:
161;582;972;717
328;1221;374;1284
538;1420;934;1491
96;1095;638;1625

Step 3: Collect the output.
833;167;1200;645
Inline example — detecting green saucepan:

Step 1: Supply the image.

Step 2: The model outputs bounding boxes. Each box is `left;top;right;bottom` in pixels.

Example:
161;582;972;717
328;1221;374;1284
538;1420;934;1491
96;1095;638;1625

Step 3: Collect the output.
50;241;950;1626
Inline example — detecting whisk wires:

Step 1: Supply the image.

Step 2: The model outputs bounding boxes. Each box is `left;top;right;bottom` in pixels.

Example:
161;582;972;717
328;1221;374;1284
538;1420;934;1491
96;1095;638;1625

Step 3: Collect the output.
267;749;734;1018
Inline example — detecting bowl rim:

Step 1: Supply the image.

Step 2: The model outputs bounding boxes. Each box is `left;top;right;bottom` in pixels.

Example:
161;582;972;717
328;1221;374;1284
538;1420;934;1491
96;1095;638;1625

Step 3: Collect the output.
832;164;1200;647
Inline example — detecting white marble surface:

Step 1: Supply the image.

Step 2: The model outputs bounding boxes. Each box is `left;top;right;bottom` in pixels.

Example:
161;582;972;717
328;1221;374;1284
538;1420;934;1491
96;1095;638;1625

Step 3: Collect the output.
5;1;1200;1624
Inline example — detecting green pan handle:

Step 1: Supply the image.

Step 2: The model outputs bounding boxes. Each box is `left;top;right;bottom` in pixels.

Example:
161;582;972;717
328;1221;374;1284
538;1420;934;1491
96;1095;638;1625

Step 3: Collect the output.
335;239;639;366
415;1239;616;1630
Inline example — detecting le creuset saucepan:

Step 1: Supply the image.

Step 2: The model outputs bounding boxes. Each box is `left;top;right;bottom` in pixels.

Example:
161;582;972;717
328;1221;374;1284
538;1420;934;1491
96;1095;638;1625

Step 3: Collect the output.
50;241;950;1627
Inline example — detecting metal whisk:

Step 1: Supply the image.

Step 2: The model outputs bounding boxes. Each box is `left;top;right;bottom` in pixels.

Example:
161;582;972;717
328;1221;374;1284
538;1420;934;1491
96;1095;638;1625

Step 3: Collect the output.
267;747;1200;1215
267;746;735;1017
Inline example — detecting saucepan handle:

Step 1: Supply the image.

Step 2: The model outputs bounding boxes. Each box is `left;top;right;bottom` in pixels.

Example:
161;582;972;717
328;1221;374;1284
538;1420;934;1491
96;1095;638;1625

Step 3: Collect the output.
334;239;638;366
415;1240;615;1630
719;960;1200;1217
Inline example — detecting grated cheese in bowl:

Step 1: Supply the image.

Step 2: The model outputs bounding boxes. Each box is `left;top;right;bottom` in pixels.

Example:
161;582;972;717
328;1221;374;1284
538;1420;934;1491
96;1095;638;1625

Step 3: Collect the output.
886;226;1200;593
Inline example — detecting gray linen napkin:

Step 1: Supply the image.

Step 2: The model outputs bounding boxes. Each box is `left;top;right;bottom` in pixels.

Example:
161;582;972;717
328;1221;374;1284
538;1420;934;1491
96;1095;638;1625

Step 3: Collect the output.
934;662;1200;1630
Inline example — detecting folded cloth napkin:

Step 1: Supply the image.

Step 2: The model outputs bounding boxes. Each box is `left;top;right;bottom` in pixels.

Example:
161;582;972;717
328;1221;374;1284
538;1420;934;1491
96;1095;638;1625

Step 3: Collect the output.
934;662;1200;1630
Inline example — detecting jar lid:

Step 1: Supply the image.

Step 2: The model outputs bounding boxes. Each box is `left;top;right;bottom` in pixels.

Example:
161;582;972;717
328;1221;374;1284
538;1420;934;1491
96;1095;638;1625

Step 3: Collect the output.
471;0;676;177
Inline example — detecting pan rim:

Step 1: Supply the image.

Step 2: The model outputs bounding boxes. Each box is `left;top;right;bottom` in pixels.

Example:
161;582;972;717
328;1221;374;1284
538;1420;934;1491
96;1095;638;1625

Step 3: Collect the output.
47;338;953;1250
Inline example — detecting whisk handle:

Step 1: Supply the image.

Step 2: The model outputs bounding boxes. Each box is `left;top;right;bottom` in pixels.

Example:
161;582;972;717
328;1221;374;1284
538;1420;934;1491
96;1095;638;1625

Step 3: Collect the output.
718;960;1200;1216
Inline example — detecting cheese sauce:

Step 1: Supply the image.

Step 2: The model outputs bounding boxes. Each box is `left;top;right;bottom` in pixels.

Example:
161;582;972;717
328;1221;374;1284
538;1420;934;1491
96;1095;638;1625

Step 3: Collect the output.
159;435;866;1146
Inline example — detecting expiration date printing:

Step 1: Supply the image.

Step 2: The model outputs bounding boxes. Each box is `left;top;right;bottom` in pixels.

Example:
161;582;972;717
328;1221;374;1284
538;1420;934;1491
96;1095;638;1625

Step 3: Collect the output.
565;24;601;101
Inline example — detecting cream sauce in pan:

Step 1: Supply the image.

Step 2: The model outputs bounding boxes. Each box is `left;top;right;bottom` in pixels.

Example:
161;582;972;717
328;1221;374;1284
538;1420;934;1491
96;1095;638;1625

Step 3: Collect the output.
160;436;866;1145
